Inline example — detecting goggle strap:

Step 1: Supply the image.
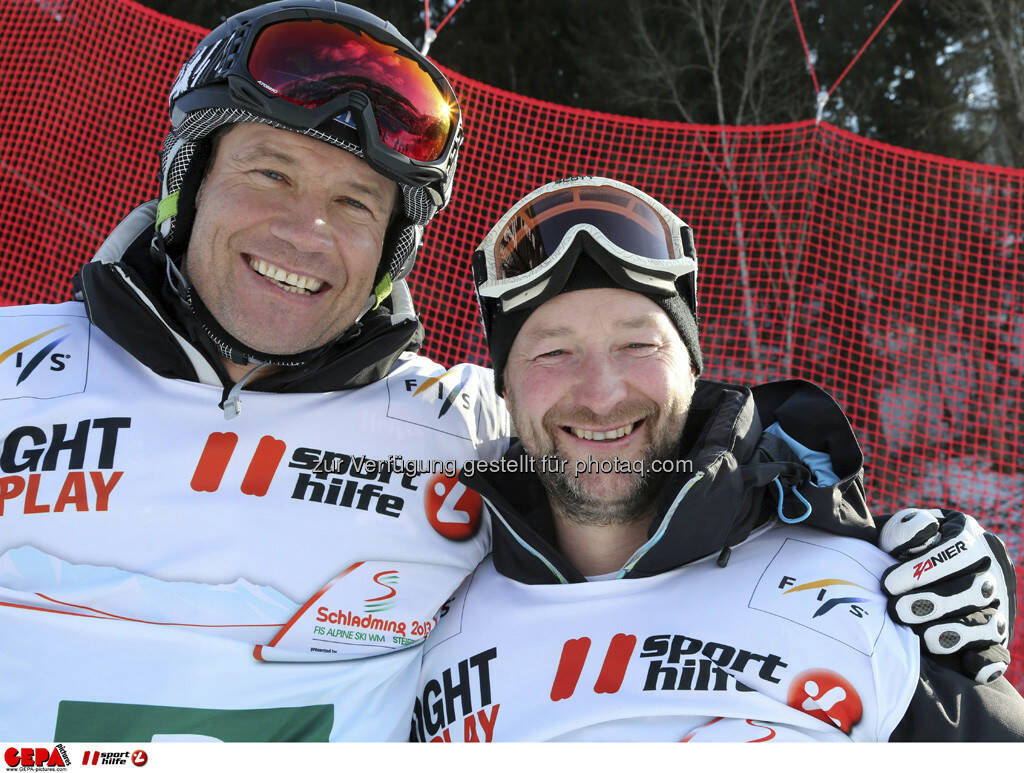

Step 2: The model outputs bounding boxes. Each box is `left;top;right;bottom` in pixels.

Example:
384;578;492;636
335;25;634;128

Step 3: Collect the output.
372;274;393;309
156;193;179;228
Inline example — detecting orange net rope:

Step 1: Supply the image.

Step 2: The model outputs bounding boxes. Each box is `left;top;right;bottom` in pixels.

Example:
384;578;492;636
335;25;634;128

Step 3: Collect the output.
3;0;1022;688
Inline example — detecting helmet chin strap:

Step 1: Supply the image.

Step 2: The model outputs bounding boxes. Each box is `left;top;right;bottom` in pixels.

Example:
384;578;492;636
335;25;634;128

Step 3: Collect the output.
154;233;383;395
184;285;308;367
214;292;378;420
156;245;358;370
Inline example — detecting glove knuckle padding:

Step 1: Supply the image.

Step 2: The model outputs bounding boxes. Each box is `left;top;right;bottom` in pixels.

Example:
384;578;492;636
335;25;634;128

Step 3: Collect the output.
983;531;1018;641
922;608;1008;655
893;570;998;624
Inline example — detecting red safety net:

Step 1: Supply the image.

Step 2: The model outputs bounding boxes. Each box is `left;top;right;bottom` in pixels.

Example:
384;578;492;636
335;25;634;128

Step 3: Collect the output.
2;0;1022;690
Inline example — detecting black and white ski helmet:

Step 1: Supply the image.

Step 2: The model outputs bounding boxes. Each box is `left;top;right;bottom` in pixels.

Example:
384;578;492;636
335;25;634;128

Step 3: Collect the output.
156;0;464;289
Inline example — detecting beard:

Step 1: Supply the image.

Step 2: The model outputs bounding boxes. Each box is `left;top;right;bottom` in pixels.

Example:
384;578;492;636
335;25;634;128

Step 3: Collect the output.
522;403;687;527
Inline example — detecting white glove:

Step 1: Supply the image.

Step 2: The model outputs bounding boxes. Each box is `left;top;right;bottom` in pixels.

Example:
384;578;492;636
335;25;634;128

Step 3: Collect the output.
879;508;1016;684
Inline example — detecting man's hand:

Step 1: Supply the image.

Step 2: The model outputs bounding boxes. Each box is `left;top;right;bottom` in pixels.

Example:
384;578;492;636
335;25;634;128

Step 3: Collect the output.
879;508;1017;684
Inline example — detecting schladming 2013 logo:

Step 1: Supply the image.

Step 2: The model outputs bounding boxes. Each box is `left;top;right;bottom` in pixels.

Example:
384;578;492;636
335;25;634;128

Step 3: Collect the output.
365;570;400;613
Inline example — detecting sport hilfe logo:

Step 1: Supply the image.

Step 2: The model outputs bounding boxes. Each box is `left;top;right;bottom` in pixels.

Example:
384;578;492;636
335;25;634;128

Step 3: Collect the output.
81;749;148;766
190;433;286;496
550;634;636;700
0;325;71;386
550;633;789;700
191;435;422;518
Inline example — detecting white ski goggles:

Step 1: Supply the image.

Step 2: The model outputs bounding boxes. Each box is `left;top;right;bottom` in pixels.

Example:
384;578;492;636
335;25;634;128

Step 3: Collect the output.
472;177;698;314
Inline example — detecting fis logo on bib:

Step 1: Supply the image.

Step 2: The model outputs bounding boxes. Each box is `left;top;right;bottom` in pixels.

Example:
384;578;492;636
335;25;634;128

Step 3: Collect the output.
777;576;872;618
0;317;87;399
4;744;70;770
409;367;473;419
387;366;476;439
748;538;886;655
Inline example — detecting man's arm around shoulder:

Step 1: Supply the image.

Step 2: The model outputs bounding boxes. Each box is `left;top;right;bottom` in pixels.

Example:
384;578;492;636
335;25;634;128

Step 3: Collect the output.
889;656;1024;741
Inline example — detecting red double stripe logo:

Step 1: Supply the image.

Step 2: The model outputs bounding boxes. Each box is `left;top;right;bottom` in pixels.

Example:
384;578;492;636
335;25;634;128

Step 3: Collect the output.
190;433;286;496
550;633;637;701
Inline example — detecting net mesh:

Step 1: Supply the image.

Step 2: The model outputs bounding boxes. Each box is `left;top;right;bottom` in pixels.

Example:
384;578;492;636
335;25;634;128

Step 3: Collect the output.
3;0;1022;690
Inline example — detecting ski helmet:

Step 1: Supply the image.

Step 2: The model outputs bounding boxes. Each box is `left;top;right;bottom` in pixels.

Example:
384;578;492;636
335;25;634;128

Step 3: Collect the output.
157;0;464;294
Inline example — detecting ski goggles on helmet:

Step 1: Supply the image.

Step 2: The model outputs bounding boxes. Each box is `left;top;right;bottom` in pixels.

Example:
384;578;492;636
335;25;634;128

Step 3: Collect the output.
473;177;698;315
172;10;461;191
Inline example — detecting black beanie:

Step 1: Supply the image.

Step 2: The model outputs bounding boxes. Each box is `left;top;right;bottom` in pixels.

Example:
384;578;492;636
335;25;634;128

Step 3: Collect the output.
489;256;702;394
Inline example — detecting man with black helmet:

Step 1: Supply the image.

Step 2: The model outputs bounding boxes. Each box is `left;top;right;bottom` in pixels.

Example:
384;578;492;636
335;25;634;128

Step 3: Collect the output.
0;1;506;741
0;3;1014;742
413;177;1024;741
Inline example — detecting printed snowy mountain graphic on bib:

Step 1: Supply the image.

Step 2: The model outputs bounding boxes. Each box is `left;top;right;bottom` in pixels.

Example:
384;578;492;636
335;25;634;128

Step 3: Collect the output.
0;545;292;641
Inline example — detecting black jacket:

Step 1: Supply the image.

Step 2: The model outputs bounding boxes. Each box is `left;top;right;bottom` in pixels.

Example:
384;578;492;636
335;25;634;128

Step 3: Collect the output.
462;378;1024;741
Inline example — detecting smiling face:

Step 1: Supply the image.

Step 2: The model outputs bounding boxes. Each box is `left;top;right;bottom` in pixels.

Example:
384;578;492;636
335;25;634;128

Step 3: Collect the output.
503;288;696;525
183;122;398;357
